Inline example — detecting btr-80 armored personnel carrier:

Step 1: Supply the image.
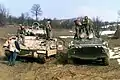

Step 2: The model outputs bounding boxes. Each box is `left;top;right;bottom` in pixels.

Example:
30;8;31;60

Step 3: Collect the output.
68;31;110;66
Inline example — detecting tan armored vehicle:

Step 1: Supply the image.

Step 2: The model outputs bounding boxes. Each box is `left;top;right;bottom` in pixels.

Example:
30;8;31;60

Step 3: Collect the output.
4;22;63;63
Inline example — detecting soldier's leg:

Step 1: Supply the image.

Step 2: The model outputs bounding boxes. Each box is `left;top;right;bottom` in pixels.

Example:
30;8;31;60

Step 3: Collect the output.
21;34;25;45
88;25;92;33
79;27;81;35
87;25;89;33
17;34;20;42
90;26;94;33
76;28;79;39
82;25;85;33
81;26;84;33
23;35;25;45
46;31;48;39
85;24;89;36
74;33;77;39
49;31;52;39
48;31;50;40
8;51;12;66
74;28;78;39
79;27;82;39
12;51;18;66
20;35;22;44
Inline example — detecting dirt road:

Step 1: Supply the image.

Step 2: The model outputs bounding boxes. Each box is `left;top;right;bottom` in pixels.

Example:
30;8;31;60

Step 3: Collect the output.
0;55;119;80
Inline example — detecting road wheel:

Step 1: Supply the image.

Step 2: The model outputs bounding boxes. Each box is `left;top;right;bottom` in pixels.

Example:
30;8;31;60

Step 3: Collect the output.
37;54;46;64
102;57;109;66
67;58;74;64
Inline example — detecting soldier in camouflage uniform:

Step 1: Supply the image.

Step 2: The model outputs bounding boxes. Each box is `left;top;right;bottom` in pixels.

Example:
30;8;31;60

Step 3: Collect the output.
81;16;93;38
88;18;94;33
74;19;80;39
46;20;52;40
74;18;83;40
17;24;26;45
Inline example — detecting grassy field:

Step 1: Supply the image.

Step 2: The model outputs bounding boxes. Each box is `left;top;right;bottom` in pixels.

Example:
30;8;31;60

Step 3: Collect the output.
0;25;17;38
0;26;74;38
0;25;120;48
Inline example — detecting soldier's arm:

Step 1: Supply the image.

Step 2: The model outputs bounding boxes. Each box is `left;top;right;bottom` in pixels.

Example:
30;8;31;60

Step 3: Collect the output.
49;24;52;30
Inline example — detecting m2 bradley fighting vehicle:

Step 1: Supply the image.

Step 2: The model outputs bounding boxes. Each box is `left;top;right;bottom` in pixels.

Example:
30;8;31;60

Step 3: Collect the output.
68;19;110;66
4;22;63;63
19;22;63;63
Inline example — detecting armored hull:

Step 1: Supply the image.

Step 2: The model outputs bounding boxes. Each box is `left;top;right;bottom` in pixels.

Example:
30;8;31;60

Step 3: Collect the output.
3;22;63;63
68;38;110;65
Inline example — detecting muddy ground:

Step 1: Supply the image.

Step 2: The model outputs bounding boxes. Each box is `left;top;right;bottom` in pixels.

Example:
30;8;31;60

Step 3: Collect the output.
0;26;120;80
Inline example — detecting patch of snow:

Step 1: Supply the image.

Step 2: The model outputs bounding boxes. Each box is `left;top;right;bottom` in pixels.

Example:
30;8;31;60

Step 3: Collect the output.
59;36;74;38
100;31;116;35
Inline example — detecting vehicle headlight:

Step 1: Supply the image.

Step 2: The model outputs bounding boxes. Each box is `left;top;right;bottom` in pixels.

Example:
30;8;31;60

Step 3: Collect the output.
103;41;108;47
70;41;72;43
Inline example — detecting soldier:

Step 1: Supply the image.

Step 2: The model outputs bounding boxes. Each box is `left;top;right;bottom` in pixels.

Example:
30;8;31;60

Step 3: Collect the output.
88;18;94;33
17;24;26;45
74;18;82;39
46;20;52;40
81;16;93;38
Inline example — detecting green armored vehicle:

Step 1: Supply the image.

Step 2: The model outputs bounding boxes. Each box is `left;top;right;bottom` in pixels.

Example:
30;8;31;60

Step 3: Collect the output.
68;31;110;66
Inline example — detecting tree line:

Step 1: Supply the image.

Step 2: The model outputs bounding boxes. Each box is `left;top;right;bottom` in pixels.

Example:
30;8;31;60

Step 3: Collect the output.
0;3;116;30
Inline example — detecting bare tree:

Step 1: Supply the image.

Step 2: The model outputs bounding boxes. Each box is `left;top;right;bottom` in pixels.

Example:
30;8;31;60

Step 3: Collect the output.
116;10;120;29
31;4;42;21
0;4;6;15
117;10;120;18
0;4;8;26
23;12;30;26
18;13;25;24
24;12;29;19
92;17;103;37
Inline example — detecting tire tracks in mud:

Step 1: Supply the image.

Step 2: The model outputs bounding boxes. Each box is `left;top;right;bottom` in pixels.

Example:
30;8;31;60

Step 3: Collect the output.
1;60;120;80
34;65;46;80
12;63;34;80
32;59;120;80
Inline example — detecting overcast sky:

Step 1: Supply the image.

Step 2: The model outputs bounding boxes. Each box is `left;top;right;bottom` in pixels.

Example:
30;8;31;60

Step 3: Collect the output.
0;0;120;21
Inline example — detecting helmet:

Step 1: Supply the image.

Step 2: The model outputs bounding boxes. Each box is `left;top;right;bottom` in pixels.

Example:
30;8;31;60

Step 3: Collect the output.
84;16;88;19
74;17;80;23
76;17;80;21
47;21;51;24
47;19;52;23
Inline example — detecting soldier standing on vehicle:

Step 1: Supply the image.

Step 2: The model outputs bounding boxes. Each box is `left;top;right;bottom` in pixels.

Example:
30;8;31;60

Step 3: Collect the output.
81;16;92;38
88;18;94;33
17;24;26;45
46;20;52;40
74;18;82;39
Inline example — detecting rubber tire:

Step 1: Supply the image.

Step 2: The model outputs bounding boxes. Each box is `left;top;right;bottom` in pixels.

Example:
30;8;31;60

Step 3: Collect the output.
37;54;46;64
67;58;74;64
102;57;109;66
